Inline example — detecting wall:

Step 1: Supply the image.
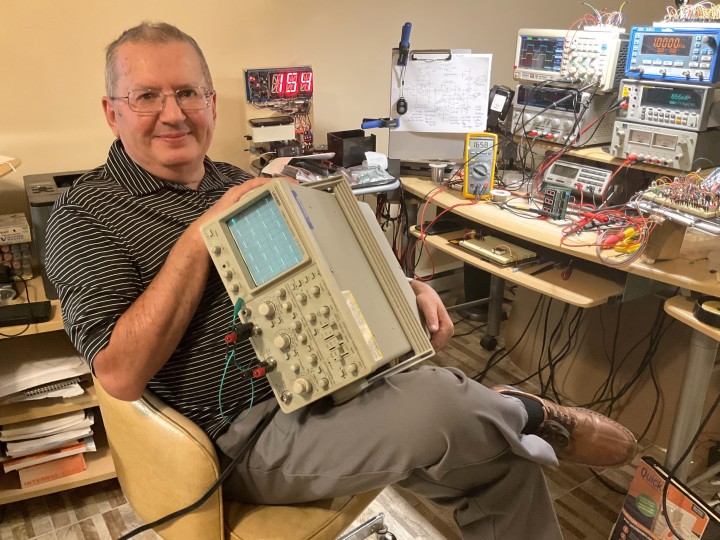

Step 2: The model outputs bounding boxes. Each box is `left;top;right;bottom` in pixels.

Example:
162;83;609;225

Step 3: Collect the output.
0;0;659;213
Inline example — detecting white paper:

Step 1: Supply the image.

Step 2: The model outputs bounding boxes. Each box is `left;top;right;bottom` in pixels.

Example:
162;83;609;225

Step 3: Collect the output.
390;53;492;133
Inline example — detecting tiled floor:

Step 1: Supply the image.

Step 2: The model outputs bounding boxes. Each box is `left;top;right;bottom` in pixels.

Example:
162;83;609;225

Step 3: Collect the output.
1;317;716;540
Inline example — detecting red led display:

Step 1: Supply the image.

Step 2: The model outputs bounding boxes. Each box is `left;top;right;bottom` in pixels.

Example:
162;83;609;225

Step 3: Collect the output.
245;67;313;102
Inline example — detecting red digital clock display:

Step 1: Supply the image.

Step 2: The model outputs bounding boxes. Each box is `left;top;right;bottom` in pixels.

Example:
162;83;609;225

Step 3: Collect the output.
270;70;313;98
245;67;314;102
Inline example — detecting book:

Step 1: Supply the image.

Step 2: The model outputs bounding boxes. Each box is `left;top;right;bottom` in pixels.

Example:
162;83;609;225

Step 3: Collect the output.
2;436;95;472
17;452;87;488
610;456;720;539
0;409;91;441
4;426;93;457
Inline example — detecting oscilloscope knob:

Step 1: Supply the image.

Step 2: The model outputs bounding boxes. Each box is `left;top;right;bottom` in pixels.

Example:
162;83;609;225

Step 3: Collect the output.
223;270;233;279
319;377;329;390
320;306;331;317
295;292;308;304
293;378;313;396
310;286;321;297
274;333;291;350
702;35;717;48
258;302;275;318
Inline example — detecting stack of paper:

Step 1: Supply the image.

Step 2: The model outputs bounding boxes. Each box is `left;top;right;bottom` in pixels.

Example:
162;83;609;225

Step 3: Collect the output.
0;333;90;404
0;409;96;487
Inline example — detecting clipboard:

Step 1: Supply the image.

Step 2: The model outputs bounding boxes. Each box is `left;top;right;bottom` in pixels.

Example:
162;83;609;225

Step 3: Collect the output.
388;48;492;161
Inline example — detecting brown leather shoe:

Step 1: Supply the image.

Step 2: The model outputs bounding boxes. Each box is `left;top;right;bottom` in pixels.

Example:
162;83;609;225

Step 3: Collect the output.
493;386;637;467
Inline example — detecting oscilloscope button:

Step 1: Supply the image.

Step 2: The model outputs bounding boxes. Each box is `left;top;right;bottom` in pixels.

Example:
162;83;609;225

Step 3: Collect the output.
310;286;321;297
230;284;239;293
223;270;233;279
211;245;221;254
307;354;318;366
320;306;331;317
319;377;329;390
295;293;308;304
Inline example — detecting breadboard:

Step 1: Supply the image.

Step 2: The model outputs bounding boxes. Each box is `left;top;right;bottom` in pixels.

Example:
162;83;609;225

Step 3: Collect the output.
641;191;718;219
454;236;538;266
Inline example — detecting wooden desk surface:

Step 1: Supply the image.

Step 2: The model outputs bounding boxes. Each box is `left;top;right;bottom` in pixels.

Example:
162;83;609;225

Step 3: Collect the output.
402;176;720;297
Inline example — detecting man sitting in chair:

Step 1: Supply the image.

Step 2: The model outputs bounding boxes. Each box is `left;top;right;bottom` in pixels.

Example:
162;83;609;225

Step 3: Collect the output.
45;21;637;540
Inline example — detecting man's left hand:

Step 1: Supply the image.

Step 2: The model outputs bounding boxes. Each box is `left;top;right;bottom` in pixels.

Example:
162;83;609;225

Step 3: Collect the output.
409;280;454;350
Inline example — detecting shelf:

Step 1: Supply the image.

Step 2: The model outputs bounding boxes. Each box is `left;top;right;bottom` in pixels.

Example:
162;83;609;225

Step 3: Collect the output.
0;157;20;180
412;229;625;307
0;382;97;425
664;295;720;342
0;276;64;339
0;421;116;505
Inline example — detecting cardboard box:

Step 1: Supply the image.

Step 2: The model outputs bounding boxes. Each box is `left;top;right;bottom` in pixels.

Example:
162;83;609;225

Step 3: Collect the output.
0;214;33;280
610;456;720;539
0;214;31;245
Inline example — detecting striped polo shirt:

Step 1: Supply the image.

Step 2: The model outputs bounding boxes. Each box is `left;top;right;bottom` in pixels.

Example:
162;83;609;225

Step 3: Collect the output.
45;139;273;439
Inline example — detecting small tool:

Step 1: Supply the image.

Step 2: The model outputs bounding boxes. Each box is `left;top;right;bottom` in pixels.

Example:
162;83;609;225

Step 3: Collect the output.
561;259;574;280
529;262;561;276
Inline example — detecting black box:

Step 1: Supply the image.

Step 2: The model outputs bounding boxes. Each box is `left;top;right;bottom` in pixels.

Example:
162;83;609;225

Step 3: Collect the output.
327;130;376;168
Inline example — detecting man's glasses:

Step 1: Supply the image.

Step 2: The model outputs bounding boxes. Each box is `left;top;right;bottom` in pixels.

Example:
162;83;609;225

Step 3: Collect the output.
109;87;215;114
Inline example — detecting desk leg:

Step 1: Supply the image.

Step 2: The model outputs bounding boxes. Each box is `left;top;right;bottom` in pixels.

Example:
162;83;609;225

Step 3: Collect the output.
664;329;719;482
481;275;505;351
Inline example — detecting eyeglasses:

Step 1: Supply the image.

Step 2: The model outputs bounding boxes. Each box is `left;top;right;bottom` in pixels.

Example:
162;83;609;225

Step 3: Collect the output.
109;87;215;114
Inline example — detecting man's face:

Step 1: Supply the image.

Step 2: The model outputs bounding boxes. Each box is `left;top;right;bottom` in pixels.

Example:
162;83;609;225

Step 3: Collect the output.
102;41;216;185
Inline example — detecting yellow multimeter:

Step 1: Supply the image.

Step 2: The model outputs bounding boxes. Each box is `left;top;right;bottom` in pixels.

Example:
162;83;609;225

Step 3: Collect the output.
463;132;498;200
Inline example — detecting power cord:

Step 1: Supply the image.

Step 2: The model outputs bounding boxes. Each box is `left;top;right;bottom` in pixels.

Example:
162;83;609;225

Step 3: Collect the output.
117;403;280;540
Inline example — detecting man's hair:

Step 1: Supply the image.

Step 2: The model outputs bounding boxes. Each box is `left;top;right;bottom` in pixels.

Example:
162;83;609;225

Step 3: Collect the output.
105;21;213;96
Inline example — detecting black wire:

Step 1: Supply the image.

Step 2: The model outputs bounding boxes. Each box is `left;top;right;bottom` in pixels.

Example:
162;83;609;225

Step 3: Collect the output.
117;404;280;540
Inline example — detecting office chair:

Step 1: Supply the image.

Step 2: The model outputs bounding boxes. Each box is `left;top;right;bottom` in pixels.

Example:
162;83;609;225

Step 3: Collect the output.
93;377;393;539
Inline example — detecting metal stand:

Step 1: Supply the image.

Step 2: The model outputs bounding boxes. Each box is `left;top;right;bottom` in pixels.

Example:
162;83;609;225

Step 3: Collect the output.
665;328;720;482
338;513;395;540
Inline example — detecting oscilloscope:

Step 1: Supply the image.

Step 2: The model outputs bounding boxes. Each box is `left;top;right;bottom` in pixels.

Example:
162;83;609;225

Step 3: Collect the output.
513;27;629;93
201;176;434;413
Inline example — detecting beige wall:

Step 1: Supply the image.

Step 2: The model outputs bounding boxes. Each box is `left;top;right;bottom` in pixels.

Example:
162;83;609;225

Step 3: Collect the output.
0;0;659;213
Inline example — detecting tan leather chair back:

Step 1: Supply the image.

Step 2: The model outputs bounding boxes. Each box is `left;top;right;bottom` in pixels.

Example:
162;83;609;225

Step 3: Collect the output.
94;377;224;539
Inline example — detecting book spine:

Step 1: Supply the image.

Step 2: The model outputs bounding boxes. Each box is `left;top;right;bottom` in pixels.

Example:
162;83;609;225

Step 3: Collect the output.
17;453;86;488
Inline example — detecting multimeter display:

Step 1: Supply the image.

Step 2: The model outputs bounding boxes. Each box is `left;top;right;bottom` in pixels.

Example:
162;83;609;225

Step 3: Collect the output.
642;87;703;109
463;132;498;200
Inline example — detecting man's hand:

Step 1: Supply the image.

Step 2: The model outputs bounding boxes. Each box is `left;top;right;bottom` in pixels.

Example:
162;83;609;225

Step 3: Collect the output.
409;280;454;349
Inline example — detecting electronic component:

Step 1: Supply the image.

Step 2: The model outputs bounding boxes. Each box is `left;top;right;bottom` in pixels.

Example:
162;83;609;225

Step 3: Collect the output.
0;301;51;327
487;85;514;129
511;85;617;146
201;176;433;413
463;132;497;199
540;185;572;220
610;120;720;169
542;159;618;201
625;26;720;84
513;27;629;93
453;236;538;266
245;67;314;102
617;79;720;131
247;116;296;143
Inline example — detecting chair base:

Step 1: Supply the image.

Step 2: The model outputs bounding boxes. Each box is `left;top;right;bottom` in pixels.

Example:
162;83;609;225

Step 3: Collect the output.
337;513;395;540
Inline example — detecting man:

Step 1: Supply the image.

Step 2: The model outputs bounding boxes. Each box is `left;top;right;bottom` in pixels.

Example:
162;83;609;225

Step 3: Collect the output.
45;22;636;539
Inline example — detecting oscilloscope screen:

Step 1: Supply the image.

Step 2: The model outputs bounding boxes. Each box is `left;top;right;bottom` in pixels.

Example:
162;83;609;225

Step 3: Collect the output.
517;36;565;73
226;193;304;287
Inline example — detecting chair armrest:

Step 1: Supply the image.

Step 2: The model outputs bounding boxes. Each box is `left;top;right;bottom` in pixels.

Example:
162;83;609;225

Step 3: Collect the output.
94;377;224;539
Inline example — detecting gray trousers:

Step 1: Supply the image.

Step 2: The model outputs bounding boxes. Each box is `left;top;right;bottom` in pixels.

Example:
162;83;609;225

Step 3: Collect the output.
216;366;563;540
